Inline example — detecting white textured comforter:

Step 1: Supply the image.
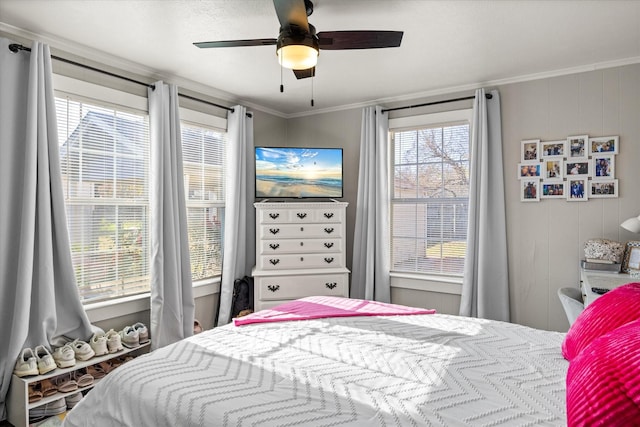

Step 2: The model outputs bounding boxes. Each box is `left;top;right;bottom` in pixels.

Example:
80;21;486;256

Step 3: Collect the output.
63;313;568;426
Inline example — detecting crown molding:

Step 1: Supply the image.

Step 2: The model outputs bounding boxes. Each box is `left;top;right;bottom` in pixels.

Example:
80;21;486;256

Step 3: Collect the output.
3;21;640;121
0;22;289;118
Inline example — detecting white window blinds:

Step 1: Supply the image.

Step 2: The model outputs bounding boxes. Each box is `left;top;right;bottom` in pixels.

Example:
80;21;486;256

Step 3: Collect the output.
391;123;470;276
56;97;151;302
181;122;225;281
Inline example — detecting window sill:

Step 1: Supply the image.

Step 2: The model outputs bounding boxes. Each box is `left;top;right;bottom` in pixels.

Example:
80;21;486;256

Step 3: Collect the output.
84;277;221;323
390;272;462;295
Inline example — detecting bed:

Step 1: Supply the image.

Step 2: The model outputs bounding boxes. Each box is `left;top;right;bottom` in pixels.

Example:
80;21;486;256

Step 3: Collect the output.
62;296;569;426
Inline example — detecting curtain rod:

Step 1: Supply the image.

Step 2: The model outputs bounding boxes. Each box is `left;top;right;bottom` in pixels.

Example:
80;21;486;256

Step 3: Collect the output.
381;93;493;114
8;43;252;117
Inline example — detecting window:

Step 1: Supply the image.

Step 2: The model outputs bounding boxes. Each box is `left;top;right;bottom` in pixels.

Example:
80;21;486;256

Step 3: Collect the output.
56;97;151;302
390;113;470;276
181;122;225;281
56;91;228;304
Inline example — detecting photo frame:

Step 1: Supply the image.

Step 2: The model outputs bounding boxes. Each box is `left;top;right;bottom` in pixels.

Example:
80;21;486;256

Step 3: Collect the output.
589;179;618;198
518;163;541;179
521;179;540;202
567;178;588;201
541;182;565;199
543;160;563;181
565;160;589;177
540;140;566;160
622;241;640;273
521;139;540;163
591;154;615;178
567;135;588;159
589;136;619;155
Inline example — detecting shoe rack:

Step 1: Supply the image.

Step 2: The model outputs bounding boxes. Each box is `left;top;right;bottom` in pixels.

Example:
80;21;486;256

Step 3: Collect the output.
7;342;150;427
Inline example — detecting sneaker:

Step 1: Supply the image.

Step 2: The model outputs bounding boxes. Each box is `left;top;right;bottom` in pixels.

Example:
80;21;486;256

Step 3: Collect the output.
65;392;83;409
70;339;95;361
89;333;108;356
34;345;57;375
29;396;66;419
52;343;76;368
132;322;149;344
105;329;123;353
119;326;140;348
14;348;39;377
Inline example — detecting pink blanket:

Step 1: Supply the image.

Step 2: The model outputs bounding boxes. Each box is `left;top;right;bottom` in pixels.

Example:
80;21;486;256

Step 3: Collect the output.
234;296;436;326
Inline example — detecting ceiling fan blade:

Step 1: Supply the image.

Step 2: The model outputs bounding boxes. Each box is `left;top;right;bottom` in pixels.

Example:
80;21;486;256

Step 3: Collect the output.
317;31;403;50
273;0;309;32
194;39;277;48
293;67;315;80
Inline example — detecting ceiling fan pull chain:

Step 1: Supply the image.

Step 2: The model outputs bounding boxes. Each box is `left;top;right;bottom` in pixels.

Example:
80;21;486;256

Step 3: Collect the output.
311;73;314;107
280;57;284;93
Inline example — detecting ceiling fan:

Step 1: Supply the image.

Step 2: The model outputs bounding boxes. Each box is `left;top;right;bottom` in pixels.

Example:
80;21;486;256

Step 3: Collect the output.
193;0;403;80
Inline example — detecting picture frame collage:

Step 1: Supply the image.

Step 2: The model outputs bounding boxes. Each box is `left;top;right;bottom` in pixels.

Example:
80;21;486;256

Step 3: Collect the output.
518;135;619;202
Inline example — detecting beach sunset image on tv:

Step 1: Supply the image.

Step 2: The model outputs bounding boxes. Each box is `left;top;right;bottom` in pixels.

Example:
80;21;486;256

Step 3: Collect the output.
255;147;343;198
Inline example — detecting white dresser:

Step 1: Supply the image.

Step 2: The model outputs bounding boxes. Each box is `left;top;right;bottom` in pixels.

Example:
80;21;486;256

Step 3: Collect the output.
252;201;350;311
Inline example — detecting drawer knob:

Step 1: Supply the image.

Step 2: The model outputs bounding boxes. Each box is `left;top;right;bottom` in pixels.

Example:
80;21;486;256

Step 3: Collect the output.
324;257;334;264
267;285;280;292
325;282;337;289
269;243;280;250
300;227;304;232
269;259;280;265
324;212;334;219
300;242;304;246
297;212;307;219
324;227;334;234
269;213;280;219
324;242;334;249
269;228;280;235
300;257;304;261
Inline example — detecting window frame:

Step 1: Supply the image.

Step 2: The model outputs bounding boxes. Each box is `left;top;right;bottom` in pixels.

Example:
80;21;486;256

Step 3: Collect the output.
388;108;472;290
179;111;227;284
52;75;225;315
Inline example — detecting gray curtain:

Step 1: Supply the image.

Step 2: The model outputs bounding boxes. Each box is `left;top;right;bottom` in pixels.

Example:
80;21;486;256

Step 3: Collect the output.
148;81;194;350
217;105;254;326
351;106;391;302
459;89;510;321
0;38;93;420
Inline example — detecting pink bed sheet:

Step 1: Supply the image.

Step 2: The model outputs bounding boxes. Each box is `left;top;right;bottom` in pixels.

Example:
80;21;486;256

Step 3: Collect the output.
234;295;436;326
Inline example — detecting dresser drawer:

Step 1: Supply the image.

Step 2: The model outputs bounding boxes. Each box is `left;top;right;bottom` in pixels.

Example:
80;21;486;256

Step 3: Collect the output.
256;274;348;300
258;208;315;223
258;253;344;270
312;208;343;223
259;239;342;255
258;208;343;224
259;223;342;239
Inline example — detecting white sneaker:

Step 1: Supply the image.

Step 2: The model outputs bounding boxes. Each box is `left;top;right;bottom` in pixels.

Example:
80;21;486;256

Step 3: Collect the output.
14;348;39;377
70;339;95;361
119;326;140;348
34;345;57;375
105;329;123;353
89;333;108;356
52;344;76;368
132;322;149;344
65;392;83;409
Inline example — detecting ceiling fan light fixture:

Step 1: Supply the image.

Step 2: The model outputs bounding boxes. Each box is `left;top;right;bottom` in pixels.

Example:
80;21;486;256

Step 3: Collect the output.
276;26;319;70
277;43;318;70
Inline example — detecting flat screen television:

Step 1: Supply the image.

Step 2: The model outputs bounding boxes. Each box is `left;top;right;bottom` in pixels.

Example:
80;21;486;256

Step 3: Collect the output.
255;147;343;199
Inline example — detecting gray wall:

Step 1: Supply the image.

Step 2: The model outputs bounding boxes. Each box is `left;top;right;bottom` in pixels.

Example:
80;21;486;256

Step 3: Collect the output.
278;63;640;332
502;65;640;331
8;27;639;332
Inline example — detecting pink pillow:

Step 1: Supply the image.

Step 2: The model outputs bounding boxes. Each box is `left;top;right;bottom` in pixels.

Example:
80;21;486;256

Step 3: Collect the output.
566;319;640;426
562;282;640;360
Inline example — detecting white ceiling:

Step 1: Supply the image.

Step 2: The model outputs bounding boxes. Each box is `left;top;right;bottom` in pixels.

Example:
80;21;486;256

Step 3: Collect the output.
1;0;640;117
